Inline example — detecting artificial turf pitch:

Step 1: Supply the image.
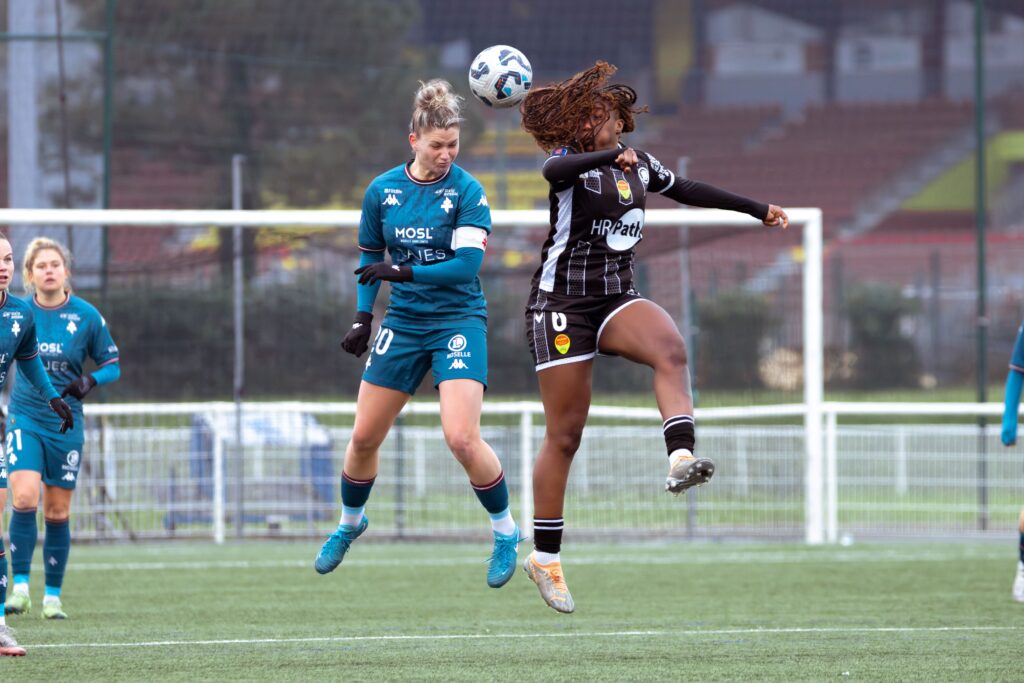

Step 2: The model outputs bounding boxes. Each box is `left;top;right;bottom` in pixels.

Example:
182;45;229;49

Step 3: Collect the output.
2;540;1021;681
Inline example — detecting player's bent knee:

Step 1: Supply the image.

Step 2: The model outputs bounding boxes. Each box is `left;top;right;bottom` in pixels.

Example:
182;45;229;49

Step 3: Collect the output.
658;337;688;371
11;487;39;511
443;432;480;463
348;430;386;456
546;427;585;458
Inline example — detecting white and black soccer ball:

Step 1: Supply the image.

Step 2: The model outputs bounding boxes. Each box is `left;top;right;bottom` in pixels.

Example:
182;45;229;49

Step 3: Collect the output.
467;45;532;108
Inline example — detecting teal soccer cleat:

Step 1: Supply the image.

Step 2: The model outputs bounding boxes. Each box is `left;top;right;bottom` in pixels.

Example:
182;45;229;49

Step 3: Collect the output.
314;517;368;575
486;525;520;588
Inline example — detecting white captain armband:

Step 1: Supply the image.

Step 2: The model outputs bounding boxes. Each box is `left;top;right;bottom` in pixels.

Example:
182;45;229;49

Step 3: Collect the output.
451;226;488;251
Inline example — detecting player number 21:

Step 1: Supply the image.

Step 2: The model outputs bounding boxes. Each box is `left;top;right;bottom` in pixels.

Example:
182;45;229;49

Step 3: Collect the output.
6;428;22;455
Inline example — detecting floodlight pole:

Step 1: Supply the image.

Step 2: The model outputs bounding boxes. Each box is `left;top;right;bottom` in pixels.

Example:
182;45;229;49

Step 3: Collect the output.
973;0;989;531
232;154;246;539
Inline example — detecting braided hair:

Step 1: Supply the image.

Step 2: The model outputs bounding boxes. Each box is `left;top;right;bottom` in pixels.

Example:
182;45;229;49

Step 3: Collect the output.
520;61;647;152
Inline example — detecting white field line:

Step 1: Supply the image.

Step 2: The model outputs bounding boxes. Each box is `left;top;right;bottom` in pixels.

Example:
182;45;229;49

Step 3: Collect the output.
68;547;1009;572
27;626;1021;650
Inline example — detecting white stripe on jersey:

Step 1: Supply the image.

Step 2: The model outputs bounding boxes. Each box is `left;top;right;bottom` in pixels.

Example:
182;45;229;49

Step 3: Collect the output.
539;186;574;292
656;170;677;194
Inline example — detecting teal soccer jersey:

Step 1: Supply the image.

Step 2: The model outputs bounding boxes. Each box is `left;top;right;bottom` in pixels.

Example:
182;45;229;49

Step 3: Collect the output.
10;294;119;433
359;162;491;328
0;294;43;386
0;294;44;489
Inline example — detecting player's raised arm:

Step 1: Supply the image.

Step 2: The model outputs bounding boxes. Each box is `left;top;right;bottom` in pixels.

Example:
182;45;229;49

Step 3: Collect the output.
1002;324;1024;446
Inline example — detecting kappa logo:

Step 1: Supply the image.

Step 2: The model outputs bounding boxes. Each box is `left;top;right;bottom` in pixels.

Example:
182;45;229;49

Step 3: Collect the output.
449;358;469;370
383;194;401;207
48;555;59;566
62;472;76;482
477;195;488;207
441;196;454;214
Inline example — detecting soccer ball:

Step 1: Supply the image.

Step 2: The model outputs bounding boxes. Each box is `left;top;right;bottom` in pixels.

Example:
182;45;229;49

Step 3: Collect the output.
467;45;532;108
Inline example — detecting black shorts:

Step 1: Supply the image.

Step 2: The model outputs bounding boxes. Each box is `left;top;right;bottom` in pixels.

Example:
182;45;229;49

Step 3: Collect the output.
525;288;646;371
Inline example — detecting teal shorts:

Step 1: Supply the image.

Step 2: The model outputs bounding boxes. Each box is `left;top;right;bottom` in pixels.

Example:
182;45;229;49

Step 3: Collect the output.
362;321;487;395
5;414;84;490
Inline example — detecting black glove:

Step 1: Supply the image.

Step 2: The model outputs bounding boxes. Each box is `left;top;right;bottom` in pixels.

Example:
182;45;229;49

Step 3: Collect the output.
48;397;74;434
0;405;6;445
61;374;97;401
340;311;373;358
355;262;413;286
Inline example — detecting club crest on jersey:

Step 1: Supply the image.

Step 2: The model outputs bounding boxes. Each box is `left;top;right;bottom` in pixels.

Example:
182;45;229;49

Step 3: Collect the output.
638;165;650;186
616;179;632;202
10;321;20;337
440;196;454;214
66;320;78;334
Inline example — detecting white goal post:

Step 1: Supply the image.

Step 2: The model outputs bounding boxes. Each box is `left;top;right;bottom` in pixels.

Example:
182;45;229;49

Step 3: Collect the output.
0;207;825;542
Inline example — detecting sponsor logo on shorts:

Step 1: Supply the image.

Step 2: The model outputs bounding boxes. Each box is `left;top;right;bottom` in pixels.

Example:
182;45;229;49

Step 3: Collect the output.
554;334;571;354
448;335;468;352
449;358;469;370
63;450;80;472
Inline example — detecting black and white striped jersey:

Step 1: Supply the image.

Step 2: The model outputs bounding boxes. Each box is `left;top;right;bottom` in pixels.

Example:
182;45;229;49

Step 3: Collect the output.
529;146;673;298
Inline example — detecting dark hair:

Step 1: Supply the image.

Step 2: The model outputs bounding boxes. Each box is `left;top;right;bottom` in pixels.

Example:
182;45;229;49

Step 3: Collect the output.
520;61;647;152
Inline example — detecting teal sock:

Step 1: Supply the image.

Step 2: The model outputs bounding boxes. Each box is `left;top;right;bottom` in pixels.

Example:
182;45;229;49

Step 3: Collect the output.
1019;532;1024;564
471;472;510;514
9;507;37;577
43;518;71;595
340;472;375;508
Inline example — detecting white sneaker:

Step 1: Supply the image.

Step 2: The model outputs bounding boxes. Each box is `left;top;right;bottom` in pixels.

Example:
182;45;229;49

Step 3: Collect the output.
0;625;26;656
665;449;715;495
1013;561;1024;603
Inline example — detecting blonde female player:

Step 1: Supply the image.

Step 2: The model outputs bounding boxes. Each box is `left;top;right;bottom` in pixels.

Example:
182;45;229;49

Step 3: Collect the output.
0;234;74;654
4;237;119;621
314;80;520;588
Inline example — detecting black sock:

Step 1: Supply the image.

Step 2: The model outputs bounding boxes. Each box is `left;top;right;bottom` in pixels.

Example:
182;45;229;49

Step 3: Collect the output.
663;415;695;456
533;517;563;554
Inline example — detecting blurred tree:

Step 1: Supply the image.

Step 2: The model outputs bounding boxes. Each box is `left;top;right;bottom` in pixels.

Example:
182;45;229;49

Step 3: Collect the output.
65;0;434;209
844;282;922;389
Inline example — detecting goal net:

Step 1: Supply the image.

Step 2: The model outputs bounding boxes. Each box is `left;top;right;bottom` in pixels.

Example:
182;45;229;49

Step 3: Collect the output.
0;207;828;542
